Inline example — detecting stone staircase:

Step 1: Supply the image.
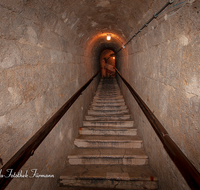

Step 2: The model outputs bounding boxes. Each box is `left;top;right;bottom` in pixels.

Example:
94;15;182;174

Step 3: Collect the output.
57;78;158;190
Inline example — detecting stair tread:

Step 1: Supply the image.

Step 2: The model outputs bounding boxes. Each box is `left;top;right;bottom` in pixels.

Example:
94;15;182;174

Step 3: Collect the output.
88;109;129;112
56;187;124;190
85;115;131;120
79;127;137;136
75;135;142;142
80;126;136;130
60;165;158;181
68;148;148;159
83;120;134;127
83;120;133;123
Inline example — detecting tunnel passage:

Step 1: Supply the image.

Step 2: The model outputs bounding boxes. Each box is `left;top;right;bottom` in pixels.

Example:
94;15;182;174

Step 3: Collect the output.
0;0;200;190
100;49;116;78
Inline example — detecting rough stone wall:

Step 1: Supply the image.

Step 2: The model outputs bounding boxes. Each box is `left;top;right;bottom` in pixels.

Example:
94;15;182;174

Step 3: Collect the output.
0;0;99;189
1;0;199;189
118;0;200;189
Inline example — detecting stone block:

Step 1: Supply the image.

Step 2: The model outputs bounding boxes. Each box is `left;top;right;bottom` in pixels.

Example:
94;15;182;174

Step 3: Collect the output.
51;0;66;15
41;29;64;50
190;0;200;31
147;23;162;47
0;86;22;116
0;39;24;69
0;0;24;13
161;19;170;42
43;12;58;31
169;5;191;39
13;65;50;103
41;0;55;9
20;6;43;25
50;49;67;64
0;8;26;40
0;100;39;163
55;19;68;38
18;22;42;46
38;47;51;64
20;43;39;65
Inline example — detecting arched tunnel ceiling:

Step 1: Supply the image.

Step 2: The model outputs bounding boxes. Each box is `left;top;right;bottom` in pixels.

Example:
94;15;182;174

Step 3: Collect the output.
50;0;155;48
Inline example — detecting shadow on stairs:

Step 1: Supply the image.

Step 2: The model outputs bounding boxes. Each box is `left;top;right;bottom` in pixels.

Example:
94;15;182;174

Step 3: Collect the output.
56;77;158;190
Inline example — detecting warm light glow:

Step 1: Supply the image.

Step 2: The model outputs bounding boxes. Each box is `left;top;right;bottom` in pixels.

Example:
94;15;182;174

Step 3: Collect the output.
113;56;115;60
107;34;111;41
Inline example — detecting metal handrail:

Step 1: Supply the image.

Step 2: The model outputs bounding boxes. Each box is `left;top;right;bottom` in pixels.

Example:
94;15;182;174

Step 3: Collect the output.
114;0;174;55
115;68;200;190
0;70;100;190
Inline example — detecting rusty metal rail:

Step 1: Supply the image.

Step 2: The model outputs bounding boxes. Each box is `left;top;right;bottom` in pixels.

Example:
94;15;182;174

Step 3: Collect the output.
115;68;200;190
0;70;100;190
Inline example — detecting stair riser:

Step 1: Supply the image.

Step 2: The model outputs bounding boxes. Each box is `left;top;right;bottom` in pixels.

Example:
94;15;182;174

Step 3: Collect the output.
88;110;129;115
95;94;121;97
95;91;121;94
94;96;123;99
92;103;126;106
83;121;134;127
74;141;142;148
69;158;148;165
60;179;158;190
79;129;137;136
85;115;131;121
91;106;127;111
92;99;125;104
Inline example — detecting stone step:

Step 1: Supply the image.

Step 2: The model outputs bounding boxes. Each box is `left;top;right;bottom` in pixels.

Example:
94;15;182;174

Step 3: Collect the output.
95;90;120;93
93;99;125;103
83;120;134;127
97;86;119;88
98;83;118;86
68;148;148;165
74;135;143;148
88;109;129;115
94;95;122;98
91;102;125;106
96;88;120;90
96;90;120;92
56;187;125;190
97;87;119;89
95;92;121;95
94;95;124;100
59;165;158;189
90;105;127;111
85;114;131;121
79;126;137;136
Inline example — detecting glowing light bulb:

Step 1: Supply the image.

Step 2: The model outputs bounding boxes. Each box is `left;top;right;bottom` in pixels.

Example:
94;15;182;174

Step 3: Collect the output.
107;34;111;41
113;56;115;60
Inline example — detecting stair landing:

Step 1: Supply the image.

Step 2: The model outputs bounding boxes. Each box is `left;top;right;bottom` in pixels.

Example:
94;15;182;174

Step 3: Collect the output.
57;78;158;190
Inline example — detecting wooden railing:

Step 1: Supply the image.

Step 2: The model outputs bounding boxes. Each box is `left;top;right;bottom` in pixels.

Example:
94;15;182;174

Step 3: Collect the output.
0;70;100;190
115;68;200;190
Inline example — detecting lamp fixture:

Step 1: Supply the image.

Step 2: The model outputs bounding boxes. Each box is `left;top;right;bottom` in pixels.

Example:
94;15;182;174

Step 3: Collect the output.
107;34;111;41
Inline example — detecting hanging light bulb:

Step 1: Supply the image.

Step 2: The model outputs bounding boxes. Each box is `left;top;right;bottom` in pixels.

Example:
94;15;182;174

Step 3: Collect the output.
107;34;111;41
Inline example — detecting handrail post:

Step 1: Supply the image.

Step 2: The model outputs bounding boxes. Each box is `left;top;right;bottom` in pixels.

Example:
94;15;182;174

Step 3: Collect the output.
115;68;200;190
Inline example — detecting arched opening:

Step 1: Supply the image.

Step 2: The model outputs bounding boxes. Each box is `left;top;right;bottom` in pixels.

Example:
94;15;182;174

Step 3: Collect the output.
100;49;116;78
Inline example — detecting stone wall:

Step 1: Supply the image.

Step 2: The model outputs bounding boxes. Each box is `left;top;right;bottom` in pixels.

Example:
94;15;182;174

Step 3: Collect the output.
0;1;99;189
1;0;199;189
118;0;200;189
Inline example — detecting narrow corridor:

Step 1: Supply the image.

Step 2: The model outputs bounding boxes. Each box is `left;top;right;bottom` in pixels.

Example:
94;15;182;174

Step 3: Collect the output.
58;78;158;189
0;0;200;189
